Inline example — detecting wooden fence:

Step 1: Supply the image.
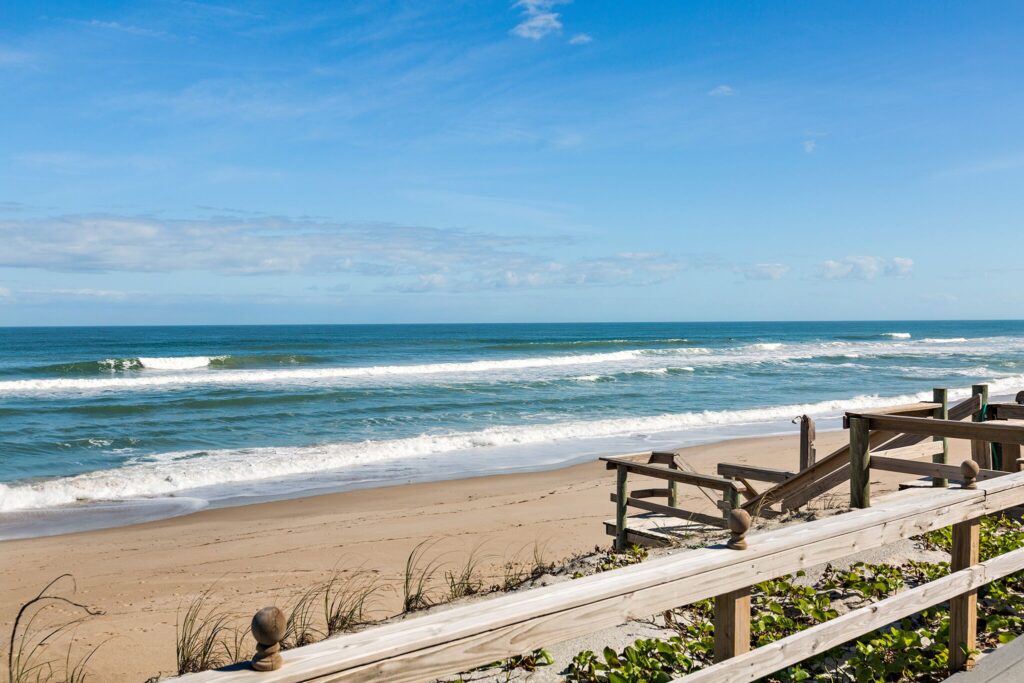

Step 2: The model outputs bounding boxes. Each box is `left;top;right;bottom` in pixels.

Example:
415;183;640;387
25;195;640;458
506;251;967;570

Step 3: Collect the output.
175;468;1024;682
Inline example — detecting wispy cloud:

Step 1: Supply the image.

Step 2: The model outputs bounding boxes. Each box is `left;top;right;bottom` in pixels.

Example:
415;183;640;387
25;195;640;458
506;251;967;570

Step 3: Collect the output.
802;139;817;154
819;256;913;281
708;85;734;97
569;33;592;45
0;213;689;293
14;151;168;174
0;46;33;67
72;18;170;38
511;0;565;40
735;263;789;281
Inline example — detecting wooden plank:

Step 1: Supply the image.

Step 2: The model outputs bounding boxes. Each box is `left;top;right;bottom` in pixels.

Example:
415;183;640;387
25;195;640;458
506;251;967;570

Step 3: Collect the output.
603;521;673;548
676;545;1024;683
601;457;740;492
799;415;816;470
717;463;795;484
871;441;943;461
714;587;750;662
991;403;1024;420
615;465;628;552
610;494;726;528
742;429;895;513
870;456;1005;483
780;463;850;511
849;416;870;509
175;474;1024;683
631;488;671;499
1003;444;1022;473
933;387;950;488
949;517;981;672
854;414;1024;445
649;451;677;465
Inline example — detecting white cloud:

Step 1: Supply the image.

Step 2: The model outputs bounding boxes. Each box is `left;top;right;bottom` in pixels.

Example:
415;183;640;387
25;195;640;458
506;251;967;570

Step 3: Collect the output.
0;46;32;67
511;0;565;40
735;263;789;281
0;213;690;293
803;139;817;154
708;85;734;97
819;256;913;281
0;287;11;301
569;33;592;45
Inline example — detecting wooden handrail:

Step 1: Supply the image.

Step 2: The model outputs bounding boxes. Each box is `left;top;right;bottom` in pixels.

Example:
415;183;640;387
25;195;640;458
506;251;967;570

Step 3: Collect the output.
601;456;740;492
172;470;1024;683
852;413;1024;445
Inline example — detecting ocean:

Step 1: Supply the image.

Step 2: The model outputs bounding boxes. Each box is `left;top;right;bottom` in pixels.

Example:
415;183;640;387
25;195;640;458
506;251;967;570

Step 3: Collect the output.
1;321;1022;538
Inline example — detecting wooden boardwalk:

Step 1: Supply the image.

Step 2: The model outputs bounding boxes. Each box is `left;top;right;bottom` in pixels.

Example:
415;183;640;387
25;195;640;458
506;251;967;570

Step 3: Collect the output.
947;636;1024;681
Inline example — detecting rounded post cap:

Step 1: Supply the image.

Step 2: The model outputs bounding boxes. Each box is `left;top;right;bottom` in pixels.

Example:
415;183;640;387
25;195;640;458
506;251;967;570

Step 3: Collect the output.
251;606;287;646
728;508;751;535
960;459;980;478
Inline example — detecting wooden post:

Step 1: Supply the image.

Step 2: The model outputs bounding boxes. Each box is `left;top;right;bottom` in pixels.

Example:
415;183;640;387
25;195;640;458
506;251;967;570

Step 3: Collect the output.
849;416;871;509
949;517;981;672
971;385;992;469
799;415;816;471
722;485;740;524
667;456;679;508
615;465;628;552
713;586;751;662
933;388;949;487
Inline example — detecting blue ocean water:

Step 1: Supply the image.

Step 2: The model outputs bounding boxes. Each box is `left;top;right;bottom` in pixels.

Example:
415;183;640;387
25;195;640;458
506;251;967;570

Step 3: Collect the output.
1;321;1023;537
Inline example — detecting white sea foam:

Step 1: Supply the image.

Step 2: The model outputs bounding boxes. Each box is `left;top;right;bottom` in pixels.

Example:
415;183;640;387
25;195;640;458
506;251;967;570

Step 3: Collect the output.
3;336;1019;395
138;356;225;370
884;332;912;339
4;377;1023;513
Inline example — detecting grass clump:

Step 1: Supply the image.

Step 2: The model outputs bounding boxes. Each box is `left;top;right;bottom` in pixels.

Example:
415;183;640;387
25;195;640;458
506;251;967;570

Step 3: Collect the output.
7;574;104;683
175;587;237;674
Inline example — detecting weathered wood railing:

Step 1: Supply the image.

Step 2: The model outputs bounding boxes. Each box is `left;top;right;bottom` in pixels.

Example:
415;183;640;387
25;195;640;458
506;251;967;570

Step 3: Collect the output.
174;469;1024;682
603;452;743;550
847;385;1024;510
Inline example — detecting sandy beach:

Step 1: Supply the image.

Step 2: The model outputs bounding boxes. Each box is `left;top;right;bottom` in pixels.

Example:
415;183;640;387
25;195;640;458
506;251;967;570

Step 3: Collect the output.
0;428;948;681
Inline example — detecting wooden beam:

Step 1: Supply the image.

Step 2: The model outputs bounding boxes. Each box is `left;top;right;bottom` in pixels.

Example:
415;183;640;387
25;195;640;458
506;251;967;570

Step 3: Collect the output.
780;463;851;511
742;429;895;513
852;414;1024;445
714;587;751;662
677;545;1024;683
949;517;981;672
615;465;628;552
849;416;870;509
990;403;1024;421
610;494;726;528
172;473;1024;683
718;463;795;484
600;457;740;492
870;441;943;461
1003;444;1022;473
870;456;1005;483
934;387;950;487
631;488;671;499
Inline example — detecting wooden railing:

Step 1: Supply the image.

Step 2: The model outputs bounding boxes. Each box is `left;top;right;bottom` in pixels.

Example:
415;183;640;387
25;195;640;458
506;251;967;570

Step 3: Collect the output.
174;467;1024;682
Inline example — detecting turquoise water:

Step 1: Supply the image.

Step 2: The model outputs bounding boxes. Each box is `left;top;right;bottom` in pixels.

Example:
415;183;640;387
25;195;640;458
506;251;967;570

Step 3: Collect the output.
1;321;1023;536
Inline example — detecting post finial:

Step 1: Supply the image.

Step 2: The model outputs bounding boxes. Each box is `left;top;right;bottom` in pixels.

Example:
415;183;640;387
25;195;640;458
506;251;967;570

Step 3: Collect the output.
251;606;287;671
726;509;751;550
960;460;980;489
1016;390;1024;405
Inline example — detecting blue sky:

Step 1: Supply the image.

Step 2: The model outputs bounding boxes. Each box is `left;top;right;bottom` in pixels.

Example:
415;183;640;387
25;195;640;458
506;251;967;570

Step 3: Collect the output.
1;1;1022;325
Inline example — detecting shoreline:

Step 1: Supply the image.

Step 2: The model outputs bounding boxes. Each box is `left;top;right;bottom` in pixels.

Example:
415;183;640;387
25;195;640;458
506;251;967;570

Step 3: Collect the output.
0;428;939;681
